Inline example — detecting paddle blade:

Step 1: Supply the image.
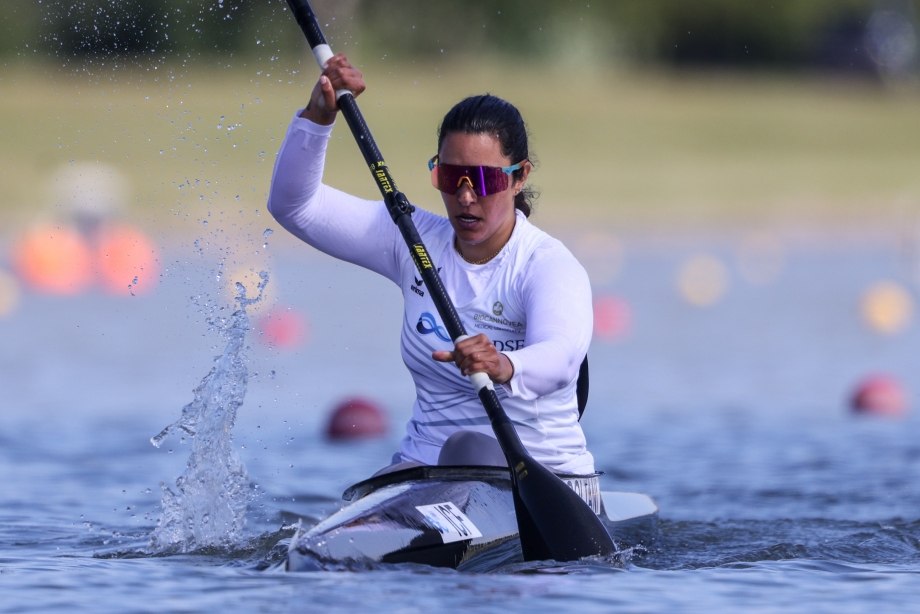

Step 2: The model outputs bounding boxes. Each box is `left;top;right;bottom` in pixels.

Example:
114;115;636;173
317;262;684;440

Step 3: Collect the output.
511;458;616;562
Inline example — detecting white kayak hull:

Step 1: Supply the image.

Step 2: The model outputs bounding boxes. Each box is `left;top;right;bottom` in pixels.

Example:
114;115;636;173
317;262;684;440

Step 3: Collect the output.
285;466;657;571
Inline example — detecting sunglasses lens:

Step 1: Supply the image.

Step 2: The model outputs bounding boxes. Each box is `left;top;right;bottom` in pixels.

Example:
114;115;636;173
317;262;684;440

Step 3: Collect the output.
432;164;510;196
480;168;510;195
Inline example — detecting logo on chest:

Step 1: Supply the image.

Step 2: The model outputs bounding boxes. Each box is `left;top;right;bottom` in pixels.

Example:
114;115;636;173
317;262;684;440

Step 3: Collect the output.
410;268;441;297
416;312;452;342
472;306;524;333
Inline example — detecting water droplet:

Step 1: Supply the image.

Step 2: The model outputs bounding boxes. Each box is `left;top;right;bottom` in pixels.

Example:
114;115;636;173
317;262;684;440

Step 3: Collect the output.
269;370;276;379
263;228;274;238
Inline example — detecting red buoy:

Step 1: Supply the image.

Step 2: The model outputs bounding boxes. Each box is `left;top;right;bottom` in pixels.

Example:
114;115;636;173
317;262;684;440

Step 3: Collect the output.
851;375;909;417
325;397;388;440
94;223;160;296
593;294;632;341
256;308;309;349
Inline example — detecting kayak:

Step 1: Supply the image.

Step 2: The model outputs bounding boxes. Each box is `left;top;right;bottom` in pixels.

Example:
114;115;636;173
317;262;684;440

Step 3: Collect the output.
285;465;658;571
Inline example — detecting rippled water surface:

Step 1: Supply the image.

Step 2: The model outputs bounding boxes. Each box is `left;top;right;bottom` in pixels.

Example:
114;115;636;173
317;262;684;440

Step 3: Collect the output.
1;241;918;612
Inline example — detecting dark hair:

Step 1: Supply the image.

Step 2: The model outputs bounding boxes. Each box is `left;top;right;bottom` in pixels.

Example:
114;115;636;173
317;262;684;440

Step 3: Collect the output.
437;94;537;217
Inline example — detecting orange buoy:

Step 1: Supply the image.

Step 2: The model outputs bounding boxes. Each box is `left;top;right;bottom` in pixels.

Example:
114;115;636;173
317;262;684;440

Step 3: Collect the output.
325;397;389;440
860;281;913;335
94;223;160;296
256;308;309;349
851;375;909;417
593;295;632;341
12;225;94;295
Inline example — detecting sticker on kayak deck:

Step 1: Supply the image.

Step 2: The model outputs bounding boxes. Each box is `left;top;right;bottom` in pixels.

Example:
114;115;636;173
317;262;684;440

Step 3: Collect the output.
415;502;482;543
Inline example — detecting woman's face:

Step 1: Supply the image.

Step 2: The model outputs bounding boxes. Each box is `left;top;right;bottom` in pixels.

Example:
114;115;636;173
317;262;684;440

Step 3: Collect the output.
437;132;530;253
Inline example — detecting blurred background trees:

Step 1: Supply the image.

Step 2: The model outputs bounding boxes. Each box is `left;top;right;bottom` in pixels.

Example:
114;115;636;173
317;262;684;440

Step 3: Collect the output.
2;0;917;77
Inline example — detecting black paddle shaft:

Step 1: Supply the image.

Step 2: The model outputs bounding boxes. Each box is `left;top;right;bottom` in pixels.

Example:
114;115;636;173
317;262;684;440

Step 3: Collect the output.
284;0;615;562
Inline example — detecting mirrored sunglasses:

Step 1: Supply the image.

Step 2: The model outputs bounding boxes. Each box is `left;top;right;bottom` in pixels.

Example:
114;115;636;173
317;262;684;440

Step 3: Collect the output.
428;155;524;197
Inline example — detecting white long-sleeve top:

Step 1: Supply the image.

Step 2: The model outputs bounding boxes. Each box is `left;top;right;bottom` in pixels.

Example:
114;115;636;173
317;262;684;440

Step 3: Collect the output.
268;113;596;473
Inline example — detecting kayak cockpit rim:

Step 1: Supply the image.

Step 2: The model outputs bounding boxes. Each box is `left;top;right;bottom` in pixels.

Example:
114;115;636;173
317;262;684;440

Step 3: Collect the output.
343;465;603;502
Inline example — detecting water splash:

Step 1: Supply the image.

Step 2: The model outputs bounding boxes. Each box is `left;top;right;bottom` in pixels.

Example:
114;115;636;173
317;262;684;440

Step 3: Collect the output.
148;271;269;554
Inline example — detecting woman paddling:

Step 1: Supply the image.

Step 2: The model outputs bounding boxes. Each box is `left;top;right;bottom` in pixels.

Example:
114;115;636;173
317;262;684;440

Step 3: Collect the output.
268;55;596;475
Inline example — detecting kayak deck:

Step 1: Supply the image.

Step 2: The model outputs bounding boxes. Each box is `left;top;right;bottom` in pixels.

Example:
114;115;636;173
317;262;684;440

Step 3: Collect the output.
285;466;658;571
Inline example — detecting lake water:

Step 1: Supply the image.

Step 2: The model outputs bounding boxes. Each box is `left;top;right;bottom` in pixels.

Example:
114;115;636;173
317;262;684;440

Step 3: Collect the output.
1;232;919;612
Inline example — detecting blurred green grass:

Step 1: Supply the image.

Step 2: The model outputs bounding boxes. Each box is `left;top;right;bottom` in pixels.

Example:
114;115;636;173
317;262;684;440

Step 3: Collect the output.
2;59;919;235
